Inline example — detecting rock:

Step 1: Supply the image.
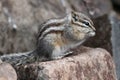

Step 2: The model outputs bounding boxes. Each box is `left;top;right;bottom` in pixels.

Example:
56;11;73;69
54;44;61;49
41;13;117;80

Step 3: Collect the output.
109;11;120;80
111;0;120;8
77;0;112;18
0;0;37;54
16;47;117;80
0;23;36;54
0;62;17;80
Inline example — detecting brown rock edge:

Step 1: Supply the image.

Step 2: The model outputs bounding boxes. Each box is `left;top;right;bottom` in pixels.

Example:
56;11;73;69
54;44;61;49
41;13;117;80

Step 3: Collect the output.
16;47;117;80
0;62;17;80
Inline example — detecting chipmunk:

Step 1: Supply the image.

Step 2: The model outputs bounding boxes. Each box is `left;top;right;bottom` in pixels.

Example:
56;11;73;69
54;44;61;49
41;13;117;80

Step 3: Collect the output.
36;11;96;60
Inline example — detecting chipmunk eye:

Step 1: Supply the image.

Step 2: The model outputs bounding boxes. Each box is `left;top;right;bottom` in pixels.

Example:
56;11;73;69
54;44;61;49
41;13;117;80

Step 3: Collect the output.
83;21;90;26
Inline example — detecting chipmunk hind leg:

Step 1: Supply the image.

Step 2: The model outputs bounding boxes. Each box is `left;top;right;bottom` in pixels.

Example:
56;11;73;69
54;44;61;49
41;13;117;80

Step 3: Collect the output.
36;40;54;60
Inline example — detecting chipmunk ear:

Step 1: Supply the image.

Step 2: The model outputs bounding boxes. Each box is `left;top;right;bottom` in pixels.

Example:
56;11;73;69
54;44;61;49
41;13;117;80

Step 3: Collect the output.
66;10;75;23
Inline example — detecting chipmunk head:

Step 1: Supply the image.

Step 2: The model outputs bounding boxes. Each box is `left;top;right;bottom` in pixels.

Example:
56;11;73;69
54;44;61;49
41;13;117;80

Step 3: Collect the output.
65;11;96;41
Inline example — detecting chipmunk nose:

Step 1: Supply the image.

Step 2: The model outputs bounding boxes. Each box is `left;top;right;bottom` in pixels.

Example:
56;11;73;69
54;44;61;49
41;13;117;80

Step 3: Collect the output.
88;30;95;36
91;31;95;36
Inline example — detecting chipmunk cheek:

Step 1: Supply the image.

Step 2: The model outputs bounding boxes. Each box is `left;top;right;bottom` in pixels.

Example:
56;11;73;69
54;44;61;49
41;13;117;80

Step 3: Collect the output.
77;33;86;40
72;28;85;40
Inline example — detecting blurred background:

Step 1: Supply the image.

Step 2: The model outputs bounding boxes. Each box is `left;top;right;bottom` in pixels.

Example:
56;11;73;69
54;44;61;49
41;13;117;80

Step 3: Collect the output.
0;0;120;79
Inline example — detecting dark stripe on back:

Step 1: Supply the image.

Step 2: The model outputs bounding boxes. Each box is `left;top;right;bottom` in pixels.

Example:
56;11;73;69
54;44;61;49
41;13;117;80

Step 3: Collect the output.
38;20;64;40
40;30;63;40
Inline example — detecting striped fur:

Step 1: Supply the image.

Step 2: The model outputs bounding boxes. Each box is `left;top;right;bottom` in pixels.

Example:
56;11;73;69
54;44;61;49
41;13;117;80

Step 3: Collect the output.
38;18;67;40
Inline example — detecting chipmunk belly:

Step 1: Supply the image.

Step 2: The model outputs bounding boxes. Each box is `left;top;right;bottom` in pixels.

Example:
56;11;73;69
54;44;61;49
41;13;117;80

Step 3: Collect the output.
45;32;69;54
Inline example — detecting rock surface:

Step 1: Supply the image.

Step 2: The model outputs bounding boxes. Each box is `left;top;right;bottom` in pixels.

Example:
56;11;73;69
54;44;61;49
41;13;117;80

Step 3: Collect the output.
0;61;17;80
16;47;117;80
110;11;120;80
111;0;120;7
